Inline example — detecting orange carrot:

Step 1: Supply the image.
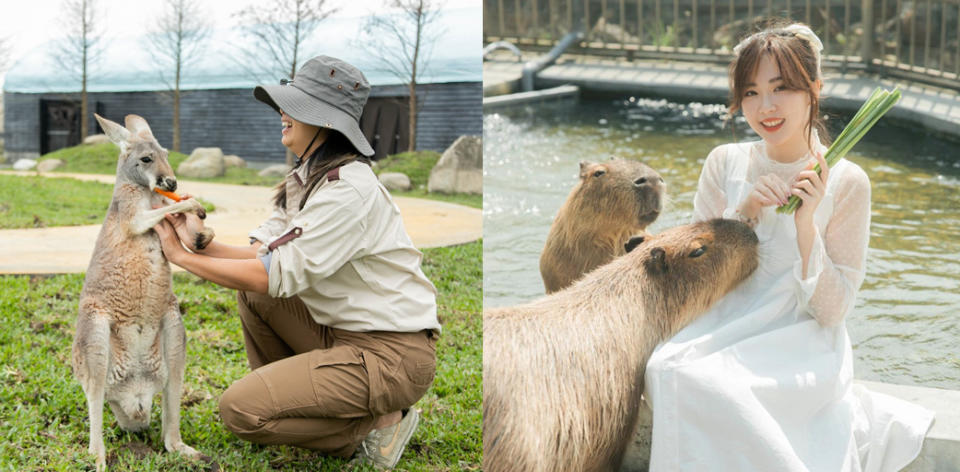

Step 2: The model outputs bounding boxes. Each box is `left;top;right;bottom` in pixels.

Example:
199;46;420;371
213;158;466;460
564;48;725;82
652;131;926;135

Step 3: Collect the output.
154;188;186;202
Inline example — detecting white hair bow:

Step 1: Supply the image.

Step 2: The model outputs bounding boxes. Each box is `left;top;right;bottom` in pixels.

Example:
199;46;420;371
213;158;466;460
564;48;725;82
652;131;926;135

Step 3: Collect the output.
733;23;824;78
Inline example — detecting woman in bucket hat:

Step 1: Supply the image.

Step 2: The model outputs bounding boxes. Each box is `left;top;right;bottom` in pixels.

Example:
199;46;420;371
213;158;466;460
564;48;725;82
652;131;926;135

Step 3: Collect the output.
152;56;440;469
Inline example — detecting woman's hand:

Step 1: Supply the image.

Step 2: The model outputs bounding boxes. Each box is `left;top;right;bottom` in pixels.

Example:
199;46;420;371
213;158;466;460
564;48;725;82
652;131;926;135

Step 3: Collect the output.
163;211;209;252
738;173;793;223
154;218;187;264
792;151;830;228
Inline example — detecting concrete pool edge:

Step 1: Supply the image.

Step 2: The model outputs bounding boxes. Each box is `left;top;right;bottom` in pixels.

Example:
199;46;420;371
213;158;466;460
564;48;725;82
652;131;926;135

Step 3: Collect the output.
620;380;960;471
483;56;960;141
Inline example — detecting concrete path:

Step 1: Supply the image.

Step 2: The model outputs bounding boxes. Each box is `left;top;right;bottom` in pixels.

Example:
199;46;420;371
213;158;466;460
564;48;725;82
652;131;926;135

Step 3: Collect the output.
0;171;481;274
484;54;960;137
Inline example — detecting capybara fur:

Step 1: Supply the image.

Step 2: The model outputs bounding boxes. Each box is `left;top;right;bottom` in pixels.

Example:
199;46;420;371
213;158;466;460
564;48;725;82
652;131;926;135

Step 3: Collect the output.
540;157;665;294
484;218;759;472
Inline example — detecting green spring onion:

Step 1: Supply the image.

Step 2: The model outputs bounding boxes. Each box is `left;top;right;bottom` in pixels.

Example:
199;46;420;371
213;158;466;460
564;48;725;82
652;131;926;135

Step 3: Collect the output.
776;86;901;214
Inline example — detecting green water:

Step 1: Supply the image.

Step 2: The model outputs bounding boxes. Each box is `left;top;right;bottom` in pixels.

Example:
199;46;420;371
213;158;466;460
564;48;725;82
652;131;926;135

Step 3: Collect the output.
483;98;960;390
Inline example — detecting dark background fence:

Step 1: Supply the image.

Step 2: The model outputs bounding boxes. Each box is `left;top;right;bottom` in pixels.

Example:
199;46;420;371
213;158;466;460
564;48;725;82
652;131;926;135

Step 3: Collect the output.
484;0;960;90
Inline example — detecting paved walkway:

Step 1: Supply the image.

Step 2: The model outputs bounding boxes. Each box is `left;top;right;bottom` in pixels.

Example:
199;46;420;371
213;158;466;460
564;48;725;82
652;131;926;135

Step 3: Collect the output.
484;54;960;137
0;171;481;274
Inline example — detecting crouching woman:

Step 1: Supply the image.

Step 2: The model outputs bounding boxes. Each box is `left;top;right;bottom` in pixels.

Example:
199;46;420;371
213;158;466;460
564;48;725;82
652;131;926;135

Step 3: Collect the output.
152;56;440;469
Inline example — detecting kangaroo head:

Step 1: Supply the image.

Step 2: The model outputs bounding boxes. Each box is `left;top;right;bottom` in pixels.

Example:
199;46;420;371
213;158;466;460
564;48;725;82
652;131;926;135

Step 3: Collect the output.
94;113;177;192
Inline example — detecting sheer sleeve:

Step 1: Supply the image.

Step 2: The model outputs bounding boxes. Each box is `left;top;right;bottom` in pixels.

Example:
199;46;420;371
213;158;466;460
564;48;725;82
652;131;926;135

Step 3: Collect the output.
692;145;731;222
793;163;871;327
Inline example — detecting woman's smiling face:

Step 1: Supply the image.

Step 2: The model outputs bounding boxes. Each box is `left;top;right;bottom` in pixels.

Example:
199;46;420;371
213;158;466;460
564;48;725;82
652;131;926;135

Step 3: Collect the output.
740;54;814;159
280;110;328;156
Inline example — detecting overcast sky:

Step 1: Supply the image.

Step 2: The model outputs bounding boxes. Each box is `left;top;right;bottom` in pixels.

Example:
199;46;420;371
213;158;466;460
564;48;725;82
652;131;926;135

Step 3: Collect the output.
0;0;478;86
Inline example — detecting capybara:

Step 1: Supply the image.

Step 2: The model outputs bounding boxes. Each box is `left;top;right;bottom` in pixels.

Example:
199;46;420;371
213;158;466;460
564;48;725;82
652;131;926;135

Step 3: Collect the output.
484;218;760;472
540;157;665;293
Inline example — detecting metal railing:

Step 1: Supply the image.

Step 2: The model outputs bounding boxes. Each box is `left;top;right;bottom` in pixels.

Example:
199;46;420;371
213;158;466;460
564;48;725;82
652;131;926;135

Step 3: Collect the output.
484;0;960;90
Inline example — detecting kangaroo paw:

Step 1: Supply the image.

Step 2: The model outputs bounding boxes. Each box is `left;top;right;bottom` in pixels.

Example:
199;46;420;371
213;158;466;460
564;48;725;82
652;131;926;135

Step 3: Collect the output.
194;228;215;250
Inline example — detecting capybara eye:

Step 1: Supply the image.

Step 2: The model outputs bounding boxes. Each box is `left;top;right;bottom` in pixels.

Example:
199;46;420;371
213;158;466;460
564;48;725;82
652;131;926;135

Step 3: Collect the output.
689;246;706;258
593;170;606;178
140;156;152;163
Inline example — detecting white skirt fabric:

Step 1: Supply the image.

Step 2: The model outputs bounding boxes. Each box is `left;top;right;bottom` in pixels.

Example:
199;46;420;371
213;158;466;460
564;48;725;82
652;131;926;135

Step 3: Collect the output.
643;142;934;471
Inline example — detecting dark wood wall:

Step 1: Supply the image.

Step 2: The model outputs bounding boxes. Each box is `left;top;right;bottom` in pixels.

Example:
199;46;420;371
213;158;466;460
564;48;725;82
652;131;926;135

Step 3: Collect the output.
3;81;481;162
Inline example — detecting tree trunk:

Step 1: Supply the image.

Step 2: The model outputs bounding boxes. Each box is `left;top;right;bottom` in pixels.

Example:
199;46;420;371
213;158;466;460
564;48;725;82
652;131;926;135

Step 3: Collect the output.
80;0;89;141
81;76;88;141
173;89;180;153
408;83;416;152
173;55;181;152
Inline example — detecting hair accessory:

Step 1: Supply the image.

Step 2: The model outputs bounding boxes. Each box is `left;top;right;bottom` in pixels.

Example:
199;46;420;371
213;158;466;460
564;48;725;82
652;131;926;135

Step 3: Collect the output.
733;23;824;79
783;24;823;78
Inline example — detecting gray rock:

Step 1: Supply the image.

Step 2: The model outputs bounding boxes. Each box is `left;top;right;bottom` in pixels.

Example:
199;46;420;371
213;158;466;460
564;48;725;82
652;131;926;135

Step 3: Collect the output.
427;135;482;195
258;164;291;178
379;172;412;191
223;154;247;168
13;158;37;170
178;147;225;178
36;159;64;173
83;134;111;145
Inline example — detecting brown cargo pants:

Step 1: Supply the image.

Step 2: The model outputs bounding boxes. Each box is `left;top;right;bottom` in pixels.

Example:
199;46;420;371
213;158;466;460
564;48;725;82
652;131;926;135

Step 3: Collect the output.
218;290;437;457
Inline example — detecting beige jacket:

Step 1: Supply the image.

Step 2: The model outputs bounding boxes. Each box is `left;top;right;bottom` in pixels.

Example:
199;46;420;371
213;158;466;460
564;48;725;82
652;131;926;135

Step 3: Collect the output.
249;160;440;333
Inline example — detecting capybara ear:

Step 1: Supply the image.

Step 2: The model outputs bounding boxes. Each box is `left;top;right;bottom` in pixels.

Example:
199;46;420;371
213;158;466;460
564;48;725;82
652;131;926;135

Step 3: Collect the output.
646;247;668;274
625;235;645;253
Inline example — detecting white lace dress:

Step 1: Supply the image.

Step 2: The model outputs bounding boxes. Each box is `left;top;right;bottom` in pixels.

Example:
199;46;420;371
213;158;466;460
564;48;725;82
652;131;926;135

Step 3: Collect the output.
643;141;934;471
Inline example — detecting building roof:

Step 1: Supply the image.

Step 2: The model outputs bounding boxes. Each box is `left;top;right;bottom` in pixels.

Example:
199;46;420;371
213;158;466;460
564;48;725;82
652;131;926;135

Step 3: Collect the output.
3;6;480;94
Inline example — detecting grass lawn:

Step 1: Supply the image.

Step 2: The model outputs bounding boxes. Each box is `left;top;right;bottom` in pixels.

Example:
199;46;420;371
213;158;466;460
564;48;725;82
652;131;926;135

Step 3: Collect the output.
0;175;114;229
40;143;283;187
36;144;480;208
0;175;215;230
374;151;480;209
0;240;481;471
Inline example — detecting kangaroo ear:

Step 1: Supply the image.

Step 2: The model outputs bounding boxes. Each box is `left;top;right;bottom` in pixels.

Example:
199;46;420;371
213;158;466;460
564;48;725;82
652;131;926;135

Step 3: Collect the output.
624;235;645;253
124;114;154;140
94;114;130;154
646;247;668;274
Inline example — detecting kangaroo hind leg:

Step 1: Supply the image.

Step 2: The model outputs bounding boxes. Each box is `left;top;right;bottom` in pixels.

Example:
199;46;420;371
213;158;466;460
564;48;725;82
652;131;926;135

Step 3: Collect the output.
160;304;201;460
72;313;112;472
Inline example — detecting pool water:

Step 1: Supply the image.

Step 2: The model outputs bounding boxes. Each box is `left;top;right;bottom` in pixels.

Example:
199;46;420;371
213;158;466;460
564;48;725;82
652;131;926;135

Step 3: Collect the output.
483;98;960;390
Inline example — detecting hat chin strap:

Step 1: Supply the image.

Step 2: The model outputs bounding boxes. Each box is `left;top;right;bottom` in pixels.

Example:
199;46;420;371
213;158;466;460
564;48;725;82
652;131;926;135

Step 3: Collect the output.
296;128;325;167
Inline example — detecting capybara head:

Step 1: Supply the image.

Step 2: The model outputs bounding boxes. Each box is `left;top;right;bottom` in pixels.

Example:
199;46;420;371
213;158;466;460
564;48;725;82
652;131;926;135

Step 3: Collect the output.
94;113;178;193
576;157;664;228
628;218;759;333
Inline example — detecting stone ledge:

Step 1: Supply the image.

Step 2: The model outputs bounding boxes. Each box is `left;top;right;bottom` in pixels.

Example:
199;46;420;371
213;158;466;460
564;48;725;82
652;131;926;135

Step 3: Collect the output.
482;84;580;111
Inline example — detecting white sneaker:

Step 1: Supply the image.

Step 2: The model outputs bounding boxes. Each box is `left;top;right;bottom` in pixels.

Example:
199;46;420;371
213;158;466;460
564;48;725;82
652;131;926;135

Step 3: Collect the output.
353;409;420;469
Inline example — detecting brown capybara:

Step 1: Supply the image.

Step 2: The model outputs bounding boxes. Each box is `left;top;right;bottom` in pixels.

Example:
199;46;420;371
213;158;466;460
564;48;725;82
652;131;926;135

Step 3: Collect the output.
484;218;759;472
540;157;665;294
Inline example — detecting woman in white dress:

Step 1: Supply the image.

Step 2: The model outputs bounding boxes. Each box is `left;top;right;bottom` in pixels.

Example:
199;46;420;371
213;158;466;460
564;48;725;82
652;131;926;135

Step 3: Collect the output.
643;23;934;471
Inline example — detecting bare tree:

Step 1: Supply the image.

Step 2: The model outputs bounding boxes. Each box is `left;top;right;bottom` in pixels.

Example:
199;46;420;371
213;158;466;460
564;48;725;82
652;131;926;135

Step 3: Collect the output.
363;0;445;152
147;0;209;152
232;0;338;165
0;37;9;73
51;0;103;141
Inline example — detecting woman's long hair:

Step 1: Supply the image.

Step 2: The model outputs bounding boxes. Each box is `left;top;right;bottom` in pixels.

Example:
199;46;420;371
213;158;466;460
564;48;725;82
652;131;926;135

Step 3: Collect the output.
272;129;371;210
728;21;831;150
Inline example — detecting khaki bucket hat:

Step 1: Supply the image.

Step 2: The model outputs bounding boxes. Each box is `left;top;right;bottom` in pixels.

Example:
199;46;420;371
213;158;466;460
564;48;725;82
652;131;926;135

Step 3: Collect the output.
254;56;375;157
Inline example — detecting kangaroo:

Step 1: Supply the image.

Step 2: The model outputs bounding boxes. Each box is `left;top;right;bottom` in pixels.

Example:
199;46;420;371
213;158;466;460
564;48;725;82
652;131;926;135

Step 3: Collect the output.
72;114;213;471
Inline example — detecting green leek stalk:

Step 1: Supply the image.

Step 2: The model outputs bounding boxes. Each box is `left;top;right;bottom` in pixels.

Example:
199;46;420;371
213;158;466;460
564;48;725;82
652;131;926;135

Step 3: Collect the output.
776;86;902;214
